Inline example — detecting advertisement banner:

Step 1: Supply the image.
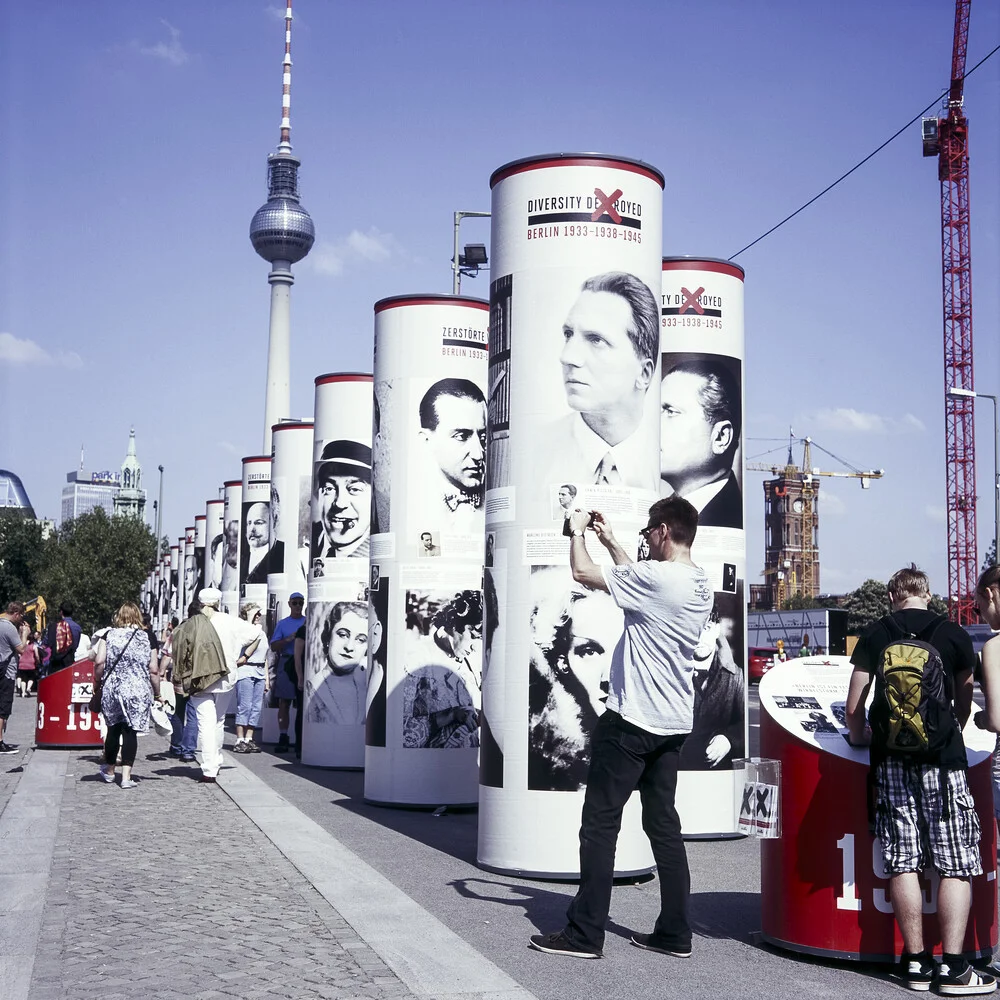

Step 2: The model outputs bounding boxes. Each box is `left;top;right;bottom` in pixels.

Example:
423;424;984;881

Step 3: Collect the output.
220;480;243;615
661;258;747;837
239;456;272;614
365;296;488;806
169;545;180;618
480;153;663;876
182;527;197;620
193;516;207;597
302;375;372;768
204;499;225;592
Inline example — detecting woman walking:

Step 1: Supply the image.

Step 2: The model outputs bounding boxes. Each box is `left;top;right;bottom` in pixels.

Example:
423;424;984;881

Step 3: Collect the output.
17;632;40;697
93;602;156;788
233;603;267;753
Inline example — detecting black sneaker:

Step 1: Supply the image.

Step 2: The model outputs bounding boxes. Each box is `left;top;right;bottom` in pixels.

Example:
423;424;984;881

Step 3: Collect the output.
274;734;290;754
889;952;935;992
938;961;996;995
179;754;196;763
528;931;601;959
232;742;247;754
246;739;262;753
629;933;692;958
0;742;19;755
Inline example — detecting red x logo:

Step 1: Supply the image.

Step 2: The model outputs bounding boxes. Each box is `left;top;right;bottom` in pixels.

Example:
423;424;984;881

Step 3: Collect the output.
591;187;622;224
679;286;705;314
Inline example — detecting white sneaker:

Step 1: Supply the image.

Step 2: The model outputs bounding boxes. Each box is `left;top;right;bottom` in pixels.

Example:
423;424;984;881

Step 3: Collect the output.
98;767;115;783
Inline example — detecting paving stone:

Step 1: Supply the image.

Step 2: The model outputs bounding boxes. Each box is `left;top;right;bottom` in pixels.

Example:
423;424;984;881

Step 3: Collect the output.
25;738;418;1000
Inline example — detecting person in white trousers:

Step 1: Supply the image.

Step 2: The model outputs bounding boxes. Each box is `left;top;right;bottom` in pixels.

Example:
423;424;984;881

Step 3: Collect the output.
191;588;261;783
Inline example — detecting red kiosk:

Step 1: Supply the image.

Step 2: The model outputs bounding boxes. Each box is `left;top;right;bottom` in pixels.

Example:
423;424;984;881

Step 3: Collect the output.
35;659;105;748
759;656;996;961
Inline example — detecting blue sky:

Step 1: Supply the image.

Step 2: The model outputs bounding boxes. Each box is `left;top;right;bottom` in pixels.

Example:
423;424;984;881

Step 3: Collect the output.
1;0;998;597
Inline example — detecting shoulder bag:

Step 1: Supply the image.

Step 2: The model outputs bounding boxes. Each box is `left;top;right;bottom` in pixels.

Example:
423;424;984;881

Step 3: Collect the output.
88;628;140;714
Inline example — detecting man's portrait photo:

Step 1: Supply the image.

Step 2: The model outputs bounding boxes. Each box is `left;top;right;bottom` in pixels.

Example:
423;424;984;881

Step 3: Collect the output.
659;353;743;529
310;439;372;572
533;271;660;492
418;531;441;558
241;499;272;586
552;483;577;521
414;377;486;533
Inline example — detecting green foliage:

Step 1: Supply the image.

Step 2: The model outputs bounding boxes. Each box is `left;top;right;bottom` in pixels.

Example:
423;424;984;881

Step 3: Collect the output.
780;592;825;611
0;512;48;608
928;594;949;617
36;509;157;633
842;579;889;634
984;540;997;575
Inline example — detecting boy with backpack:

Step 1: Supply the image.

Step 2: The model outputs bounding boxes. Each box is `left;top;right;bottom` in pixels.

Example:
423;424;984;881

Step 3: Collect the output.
846;564;994;995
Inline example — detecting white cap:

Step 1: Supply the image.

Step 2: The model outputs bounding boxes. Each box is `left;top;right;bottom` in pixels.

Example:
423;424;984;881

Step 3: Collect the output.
198;587;222;607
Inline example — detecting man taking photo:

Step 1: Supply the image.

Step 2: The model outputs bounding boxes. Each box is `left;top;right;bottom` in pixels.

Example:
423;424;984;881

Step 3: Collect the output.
529;496;711;960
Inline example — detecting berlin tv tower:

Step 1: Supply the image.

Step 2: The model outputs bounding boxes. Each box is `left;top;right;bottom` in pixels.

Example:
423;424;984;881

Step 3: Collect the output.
249;0;315;454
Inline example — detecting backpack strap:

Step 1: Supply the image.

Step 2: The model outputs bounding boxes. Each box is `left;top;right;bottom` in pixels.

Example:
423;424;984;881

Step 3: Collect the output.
916;614;949;644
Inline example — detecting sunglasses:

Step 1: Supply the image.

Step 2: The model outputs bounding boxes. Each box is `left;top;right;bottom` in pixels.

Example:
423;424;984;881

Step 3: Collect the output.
639;524;661;540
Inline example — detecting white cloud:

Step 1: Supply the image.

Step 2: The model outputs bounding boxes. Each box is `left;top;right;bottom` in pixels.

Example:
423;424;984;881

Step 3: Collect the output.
310;228;404;277
0;332;83;369
139;20;189;66
924;504;947;523
814;407;925;435
820;492;847;517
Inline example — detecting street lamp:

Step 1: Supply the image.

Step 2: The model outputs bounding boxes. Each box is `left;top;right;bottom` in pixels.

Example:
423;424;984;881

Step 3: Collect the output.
156;464;164;551
452;211;491;294
948;386;999;569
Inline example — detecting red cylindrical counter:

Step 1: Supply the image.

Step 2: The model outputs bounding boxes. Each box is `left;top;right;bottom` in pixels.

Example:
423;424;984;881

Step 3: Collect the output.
35;660;105;748
760;656;997;962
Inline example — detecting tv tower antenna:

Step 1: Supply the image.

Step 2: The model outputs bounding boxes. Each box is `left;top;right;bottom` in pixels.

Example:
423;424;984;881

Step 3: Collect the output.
249;0;315;454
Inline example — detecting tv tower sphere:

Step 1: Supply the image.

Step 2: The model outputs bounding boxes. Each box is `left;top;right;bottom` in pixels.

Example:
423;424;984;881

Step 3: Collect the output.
249;151;315;264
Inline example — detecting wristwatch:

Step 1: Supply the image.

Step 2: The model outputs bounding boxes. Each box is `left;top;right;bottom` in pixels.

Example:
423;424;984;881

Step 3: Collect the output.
571;529;584;537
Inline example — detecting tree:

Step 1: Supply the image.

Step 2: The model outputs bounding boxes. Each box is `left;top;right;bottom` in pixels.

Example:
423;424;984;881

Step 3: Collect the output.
38;508;158;633
0;512;48;608
984;540;997;574
842;579;889;634
780;592;825;611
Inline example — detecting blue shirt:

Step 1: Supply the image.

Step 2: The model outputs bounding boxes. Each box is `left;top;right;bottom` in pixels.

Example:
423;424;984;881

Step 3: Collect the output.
270;614;305;659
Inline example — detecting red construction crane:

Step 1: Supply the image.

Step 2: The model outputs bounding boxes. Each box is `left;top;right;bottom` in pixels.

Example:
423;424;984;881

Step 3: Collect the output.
922;0;977;624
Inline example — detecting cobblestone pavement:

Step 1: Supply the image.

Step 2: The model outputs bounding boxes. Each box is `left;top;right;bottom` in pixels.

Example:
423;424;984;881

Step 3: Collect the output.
22;731;421;1000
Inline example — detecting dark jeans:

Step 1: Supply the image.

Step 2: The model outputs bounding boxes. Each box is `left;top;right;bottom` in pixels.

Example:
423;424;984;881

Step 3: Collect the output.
565;711;690;953
294;686;303;753
105;722;138;767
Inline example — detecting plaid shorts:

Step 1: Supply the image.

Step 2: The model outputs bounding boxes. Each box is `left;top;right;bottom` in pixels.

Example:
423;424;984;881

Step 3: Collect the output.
874;758;983;877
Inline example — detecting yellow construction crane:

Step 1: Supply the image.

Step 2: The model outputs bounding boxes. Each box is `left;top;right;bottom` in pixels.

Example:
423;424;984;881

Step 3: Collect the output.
748;433;884;601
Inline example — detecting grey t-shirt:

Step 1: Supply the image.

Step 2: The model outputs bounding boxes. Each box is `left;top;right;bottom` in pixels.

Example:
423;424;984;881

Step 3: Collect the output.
602;560;712;736
0;619;23;681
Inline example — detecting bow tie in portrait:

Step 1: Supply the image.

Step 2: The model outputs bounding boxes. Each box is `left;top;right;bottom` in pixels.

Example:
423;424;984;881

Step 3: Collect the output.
444;492;483;512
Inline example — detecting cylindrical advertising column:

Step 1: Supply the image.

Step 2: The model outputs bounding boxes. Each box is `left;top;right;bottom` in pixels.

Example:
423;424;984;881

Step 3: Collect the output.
661;257;747;837
239;457;273;613
302;376;373;769
364;296;488;806
220;480;243;615
182;526;197;618
480;153;664;876
261;421;314;747
204;499;225;590
193;516;207;596
176;537;186;613
168;545;180;617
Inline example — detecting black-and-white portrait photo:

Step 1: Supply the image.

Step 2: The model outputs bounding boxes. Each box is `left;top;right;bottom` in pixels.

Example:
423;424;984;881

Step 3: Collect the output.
309;439;372;574
183;552;199;604
479;568;503;787
402;588;482;749
305;599;369;725
193;543;205;594
411;377;487;536
417;531;441;557
532;272;660;492
659;353;743;529
371;381;393;534
365;575;388;749
527;565;621;791
220;514;239;593
240;499;272;587
552;483;578;521
679;587;746;771
484;532;495;568
487;274;512;490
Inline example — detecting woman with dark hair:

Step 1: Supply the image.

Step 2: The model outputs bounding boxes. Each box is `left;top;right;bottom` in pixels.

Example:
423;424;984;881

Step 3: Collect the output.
93;602;155;788
305;601;369;725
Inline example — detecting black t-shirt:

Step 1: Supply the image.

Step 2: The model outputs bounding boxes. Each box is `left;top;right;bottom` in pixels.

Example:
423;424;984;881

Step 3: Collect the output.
850;608;976;768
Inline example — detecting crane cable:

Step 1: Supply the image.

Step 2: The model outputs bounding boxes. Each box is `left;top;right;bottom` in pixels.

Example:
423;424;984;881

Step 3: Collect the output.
730;42;1000;260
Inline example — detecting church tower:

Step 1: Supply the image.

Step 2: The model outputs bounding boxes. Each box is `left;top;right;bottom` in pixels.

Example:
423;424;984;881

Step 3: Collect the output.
114;427;147;519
